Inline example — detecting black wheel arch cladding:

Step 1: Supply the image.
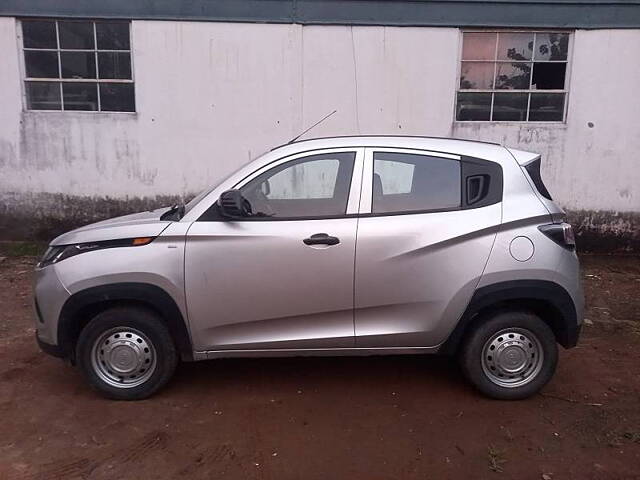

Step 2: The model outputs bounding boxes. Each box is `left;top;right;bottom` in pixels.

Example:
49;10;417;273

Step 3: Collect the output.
57;282;194;361
441;279;581;355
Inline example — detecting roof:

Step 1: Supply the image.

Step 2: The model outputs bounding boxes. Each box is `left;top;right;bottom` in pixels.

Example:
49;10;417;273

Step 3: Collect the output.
2;0;640;29
289;134;501;147
268;135;516;163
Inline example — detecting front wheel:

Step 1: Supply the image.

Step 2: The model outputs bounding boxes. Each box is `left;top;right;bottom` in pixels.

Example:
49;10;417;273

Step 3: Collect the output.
76;307;178;400
459;311;558;400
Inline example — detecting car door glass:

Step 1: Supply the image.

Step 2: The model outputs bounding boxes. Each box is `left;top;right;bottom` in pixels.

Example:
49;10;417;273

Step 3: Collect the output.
373;152;461;214
267;159;340;199
241;152;355;218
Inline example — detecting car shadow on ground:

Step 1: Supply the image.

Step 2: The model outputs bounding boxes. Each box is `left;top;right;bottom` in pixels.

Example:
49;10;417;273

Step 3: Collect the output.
166;353;471;398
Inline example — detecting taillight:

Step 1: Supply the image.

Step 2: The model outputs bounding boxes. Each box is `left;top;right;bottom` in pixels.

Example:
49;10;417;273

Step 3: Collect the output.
538;223;576;250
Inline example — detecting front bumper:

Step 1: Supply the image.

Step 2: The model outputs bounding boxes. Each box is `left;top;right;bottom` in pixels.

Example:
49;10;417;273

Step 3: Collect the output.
36;333;65;358
33;264;71;349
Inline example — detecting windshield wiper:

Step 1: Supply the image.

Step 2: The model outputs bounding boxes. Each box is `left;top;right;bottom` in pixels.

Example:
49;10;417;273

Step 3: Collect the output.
160;203;185;221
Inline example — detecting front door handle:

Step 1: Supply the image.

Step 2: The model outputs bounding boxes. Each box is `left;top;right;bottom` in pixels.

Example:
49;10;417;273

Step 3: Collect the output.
303;233;340;246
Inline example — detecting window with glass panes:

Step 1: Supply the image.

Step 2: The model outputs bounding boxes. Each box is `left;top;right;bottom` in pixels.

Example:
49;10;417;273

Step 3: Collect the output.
456;31;570;122
21;19;135;112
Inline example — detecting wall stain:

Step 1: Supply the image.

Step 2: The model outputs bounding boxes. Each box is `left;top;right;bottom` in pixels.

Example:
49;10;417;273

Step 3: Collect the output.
566;210;640;253
0;192;193;241
0;139;16;169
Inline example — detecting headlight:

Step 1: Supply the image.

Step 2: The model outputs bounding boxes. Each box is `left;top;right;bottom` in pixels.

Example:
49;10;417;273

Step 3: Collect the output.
37;237;154;268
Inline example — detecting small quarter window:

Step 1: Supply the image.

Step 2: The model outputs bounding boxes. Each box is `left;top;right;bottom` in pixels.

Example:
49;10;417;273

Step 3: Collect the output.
372;152;461;214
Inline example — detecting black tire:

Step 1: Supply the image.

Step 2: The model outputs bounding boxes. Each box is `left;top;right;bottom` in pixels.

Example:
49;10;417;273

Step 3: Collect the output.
459;310;558;400
76;306;178;400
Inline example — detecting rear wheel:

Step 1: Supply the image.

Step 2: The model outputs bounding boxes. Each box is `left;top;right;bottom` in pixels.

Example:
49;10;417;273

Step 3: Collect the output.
459;310;558;400
76;307;178;400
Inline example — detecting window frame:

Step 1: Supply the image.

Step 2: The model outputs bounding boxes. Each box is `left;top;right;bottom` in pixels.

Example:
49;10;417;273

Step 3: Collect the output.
359;147;464;216
198;147;365;222
455;29;573;124
359;147;503;217
17;18;136;113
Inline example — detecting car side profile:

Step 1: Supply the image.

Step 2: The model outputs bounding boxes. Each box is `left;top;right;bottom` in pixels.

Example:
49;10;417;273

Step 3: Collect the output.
34;136;583;400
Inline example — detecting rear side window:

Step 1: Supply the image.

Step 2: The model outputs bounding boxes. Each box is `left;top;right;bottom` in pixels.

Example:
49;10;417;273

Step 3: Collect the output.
373;152;461;214
524;158;552;200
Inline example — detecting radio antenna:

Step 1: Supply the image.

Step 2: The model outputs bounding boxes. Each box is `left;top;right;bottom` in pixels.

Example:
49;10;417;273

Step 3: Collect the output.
287;110;337;144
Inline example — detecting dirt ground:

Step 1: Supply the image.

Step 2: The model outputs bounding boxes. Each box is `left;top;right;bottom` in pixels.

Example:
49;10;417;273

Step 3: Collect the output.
0;254;639;480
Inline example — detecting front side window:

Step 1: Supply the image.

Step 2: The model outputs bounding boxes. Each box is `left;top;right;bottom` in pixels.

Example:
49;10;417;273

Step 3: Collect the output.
240;152;356;218
372;152;461;214
21;19;135;112
457;31;570;122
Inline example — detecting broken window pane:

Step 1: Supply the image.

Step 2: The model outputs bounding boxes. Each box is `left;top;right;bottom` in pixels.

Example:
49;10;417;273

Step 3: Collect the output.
98;52;131;79
22;20;57;49
532;63;566;90
457;30;569;122
99;83;135;112
535;33;569;61
456;92;491;121
492;93;528;121
497;32;533;61
59;21;95;49
26;81;61;110
529;93;565;121
62;82;98;111
462;32;496;61
61;51;96;79
24;50;59;78
495;62;531;89
96;22;130;50
460;62;494;89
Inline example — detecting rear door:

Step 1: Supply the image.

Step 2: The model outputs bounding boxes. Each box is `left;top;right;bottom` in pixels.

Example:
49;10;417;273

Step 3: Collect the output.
354;148;502;348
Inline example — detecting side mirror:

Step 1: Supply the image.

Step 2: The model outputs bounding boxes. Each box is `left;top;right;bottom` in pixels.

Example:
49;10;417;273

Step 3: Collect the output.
218;189;251;218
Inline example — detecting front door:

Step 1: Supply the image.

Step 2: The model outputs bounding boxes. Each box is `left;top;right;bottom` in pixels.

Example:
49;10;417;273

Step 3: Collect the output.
354;148;502;348
185;149;363;352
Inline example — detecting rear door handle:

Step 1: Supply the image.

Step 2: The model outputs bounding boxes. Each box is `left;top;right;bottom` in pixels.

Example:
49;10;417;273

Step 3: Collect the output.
303;233;340;246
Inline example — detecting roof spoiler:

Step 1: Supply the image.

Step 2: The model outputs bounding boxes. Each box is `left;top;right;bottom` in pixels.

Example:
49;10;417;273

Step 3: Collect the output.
506;147;541;166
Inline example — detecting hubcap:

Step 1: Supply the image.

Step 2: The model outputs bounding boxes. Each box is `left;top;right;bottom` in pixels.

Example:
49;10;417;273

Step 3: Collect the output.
91;327;157;389
481;328;543;388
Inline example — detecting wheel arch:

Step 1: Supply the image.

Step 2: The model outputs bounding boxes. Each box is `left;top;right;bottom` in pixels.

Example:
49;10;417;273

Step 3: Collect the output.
440;280;580;355
58;283;194;362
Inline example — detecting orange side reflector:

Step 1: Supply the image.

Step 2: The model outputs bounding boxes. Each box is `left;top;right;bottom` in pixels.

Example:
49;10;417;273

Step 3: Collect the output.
132;237;153;246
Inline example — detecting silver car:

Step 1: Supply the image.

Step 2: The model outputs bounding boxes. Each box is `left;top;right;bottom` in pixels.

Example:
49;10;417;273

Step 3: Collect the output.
34;136;583;400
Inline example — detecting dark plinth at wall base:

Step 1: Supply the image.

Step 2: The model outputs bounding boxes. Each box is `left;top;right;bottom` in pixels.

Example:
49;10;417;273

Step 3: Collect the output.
0;192;188;242
0;193;638;252
567;210;640;254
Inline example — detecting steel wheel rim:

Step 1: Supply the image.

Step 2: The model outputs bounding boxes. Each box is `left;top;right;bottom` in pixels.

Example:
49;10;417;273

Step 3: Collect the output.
91;327;157;389
481;327;544;388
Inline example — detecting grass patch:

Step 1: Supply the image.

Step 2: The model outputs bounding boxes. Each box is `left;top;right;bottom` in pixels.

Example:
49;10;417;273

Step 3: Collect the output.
0;241;47;258
487;444;507;473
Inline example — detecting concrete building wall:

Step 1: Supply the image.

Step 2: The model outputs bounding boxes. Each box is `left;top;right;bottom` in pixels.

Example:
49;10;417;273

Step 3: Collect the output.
0;17;638;248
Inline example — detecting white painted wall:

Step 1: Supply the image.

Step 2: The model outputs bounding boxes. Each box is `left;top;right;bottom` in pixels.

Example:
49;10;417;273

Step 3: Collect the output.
0;17;638;216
